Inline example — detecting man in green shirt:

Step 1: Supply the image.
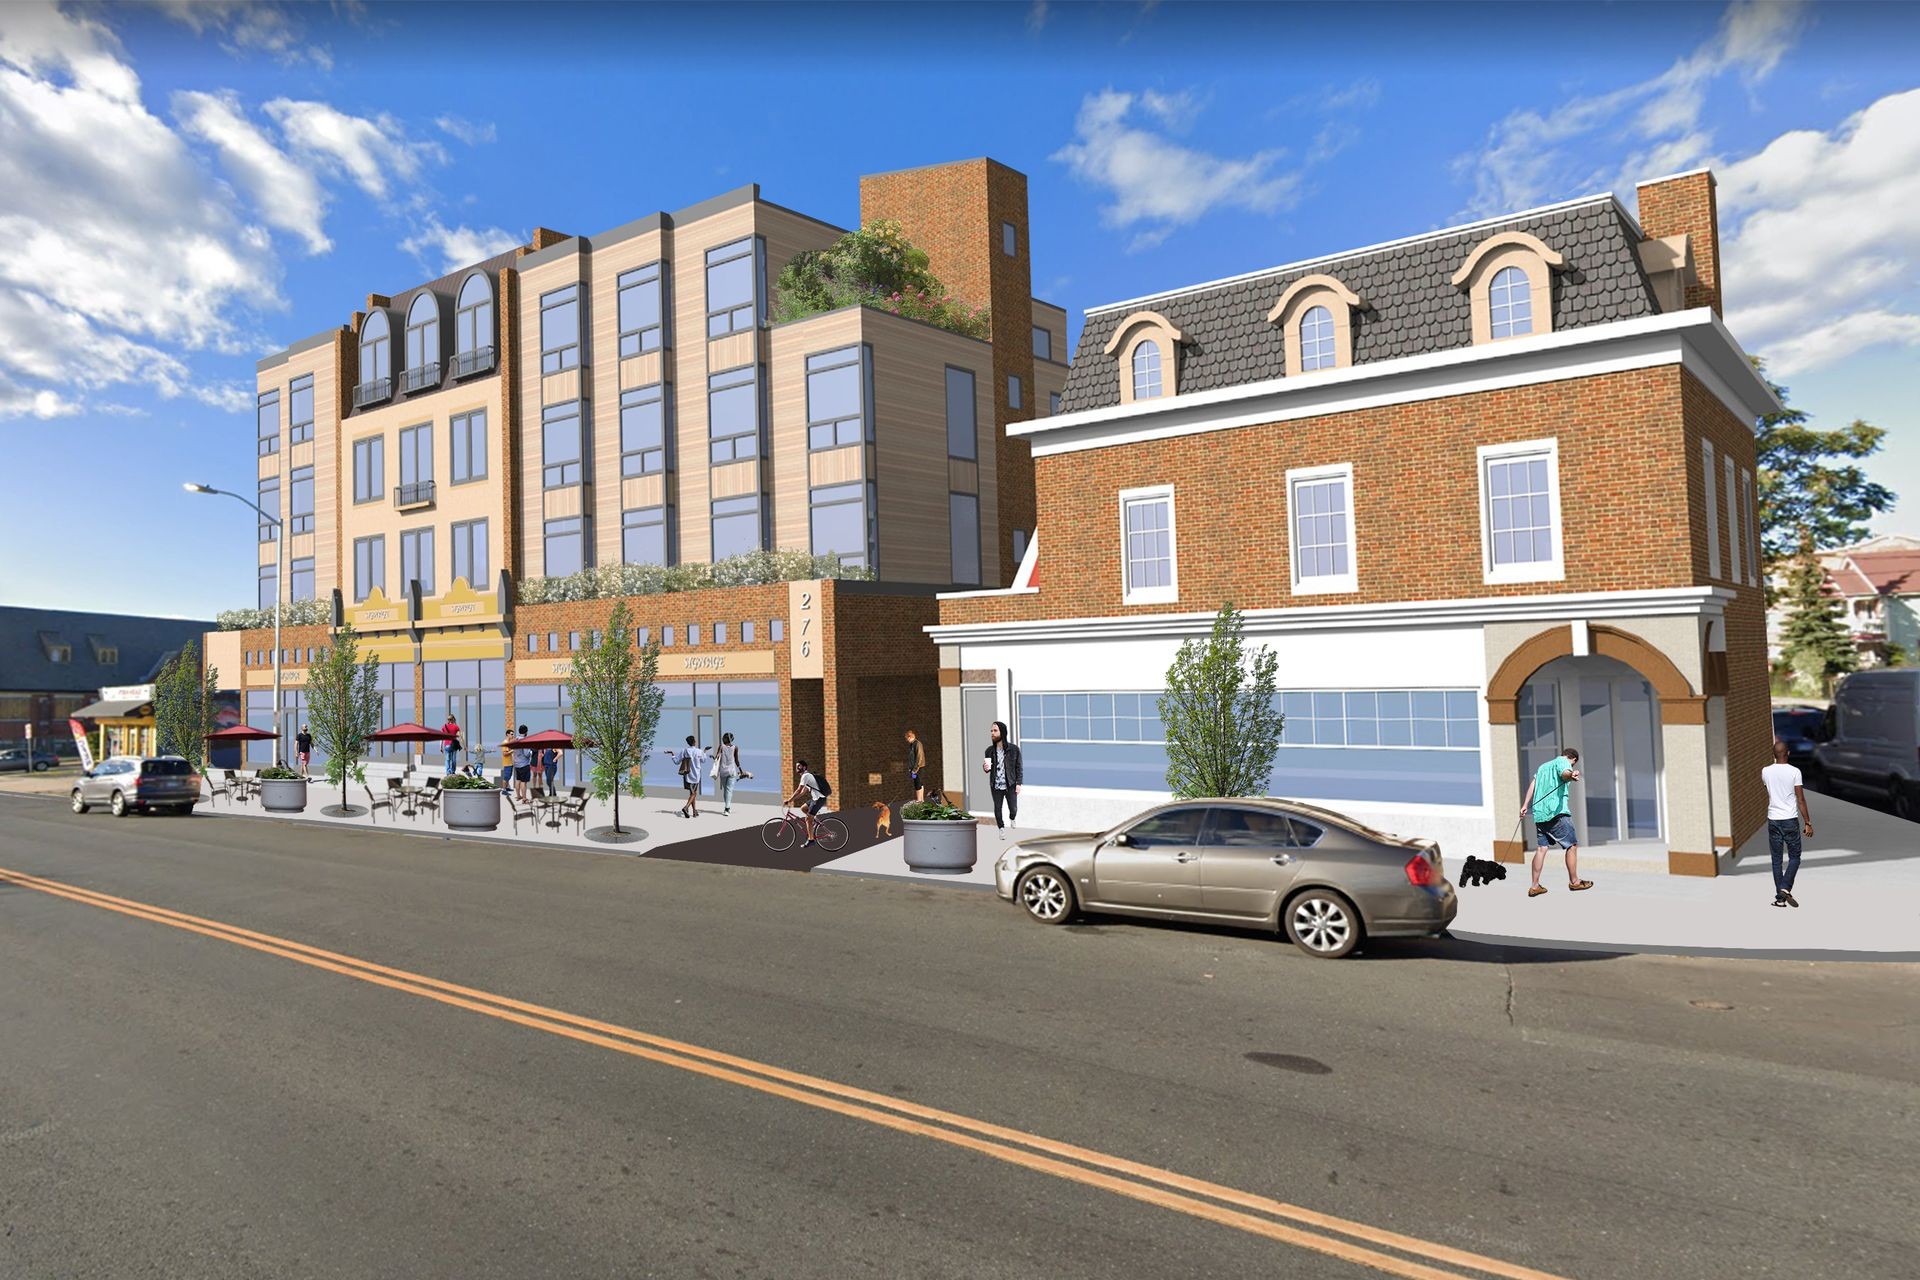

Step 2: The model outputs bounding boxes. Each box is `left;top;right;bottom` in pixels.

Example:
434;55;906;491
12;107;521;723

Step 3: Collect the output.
1522;747;1592;897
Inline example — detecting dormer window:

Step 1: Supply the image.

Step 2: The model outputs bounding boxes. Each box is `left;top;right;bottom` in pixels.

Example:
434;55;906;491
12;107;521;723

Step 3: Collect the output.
1451;231;1565;345
1103;310;1185;404
402;294;441;392
1268;274;1363;375
356;310;392;406
454;272;496;377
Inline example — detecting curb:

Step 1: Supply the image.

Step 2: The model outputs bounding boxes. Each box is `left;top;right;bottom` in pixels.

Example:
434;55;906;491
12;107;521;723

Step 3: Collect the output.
1451;929;1920;964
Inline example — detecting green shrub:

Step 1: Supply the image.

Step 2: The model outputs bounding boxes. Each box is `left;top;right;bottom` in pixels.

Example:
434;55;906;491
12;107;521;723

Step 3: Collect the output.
256;764;303;781
771;220;990;340
440;773;495;790
901;798;973;822
217;598;333;631
519;548;871;605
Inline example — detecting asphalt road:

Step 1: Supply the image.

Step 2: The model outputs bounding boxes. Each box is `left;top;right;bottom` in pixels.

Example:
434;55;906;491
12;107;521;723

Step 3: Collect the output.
1;794;1914;1280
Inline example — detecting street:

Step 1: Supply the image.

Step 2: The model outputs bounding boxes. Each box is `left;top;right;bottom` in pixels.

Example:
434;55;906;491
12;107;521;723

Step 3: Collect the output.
2;793;1915;1280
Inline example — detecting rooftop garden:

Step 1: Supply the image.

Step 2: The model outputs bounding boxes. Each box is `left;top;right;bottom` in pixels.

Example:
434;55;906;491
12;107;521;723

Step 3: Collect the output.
519;549;872;604
217;598;333;631
771;220;990;340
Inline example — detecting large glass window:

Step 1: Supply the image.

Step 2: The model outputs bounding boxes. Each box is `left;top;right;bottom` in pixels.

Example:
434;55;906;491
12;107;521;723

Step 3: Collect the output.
289;465;314;535
542;400;585;487
455;272;494;372
400;527;434;595
711;495;761;560
368;662;416;760
352;436;383;504
1289;465;1354;592
1131;341;1162;399
618;262;665;357
705;237;759;338
450;409;486;484
360;311;391;388
404;293;440;387
398;423;432;501
1489;265;1533;338
945;366;976;460
1018;692;1166;744
290;556;315;602
257;390;279;456
707;366;760;465
257;563;277;610
1299;305;1335;371
544;516;586;577
1279;689;1479;749
620;384;667;476
807;346;865;450
451;518;488;588
810;482;866;569
257;475;279;542
288;374;314;444
353;534;385;602
541;284;580;374
1121;488;1173;601
949;492;980;586
622;506;668;566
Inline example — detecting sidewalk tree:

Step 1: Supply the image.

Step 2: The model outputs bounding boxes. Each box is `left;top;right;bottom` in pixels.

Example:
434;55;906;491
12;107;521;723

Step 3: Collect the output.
1754;364;1894;595
304;624;383;813
1777;539;1858;696
1158;603;1283;799
567;601;665;835
153;639;218;771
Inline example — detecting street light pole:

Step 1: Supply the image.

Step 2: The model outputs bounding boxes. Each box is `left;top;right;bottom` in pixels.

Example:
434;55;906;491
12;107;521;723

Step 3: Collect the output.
185;483;284;764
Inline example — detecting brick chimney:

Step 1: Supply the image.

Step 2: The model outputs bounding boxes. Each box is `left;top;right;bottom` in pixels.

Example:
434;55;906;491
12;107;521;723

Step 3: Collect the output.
527;226;569;253
1635;171;1721;316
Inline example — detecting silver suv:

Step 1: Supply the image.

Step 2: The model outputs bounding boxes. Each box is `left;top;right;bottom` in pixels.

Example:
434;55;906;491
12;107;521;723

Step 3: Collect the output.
71;756;201;817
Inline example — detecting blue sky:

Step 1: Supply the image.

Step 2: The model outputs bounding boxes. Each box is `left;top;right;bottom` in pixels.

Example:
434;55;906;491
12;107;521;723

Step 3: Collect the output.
3;0;1917;619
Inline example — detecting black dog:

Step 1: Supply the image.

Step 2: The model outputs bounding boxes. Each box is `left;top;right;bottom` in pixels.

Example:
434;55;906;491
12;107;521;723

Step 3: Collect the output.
1459;855;1509;887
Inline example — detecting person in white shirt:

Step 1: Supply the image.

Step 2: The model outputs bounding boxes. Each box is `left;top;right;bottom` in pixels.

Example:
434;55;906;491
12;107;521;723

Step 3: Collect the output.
663;735;710;819
1761;740;1814;908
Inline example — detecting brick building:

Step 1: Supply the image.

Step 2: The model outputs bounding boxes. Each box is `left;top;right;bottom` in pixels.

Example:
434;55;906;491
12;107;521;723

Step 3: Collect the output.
217;158;1065;808
929;170;1778;876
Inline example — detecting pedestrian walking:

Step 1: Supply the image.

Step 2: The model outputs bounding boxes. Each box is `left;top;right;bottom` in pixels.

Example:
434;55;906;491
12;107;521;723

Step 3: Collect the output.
664;735;710;817
707;731;752;815
981;720;1022;829
541;746;560;797
295;723;313;776
510;725;533;802
1522;747;1592;897
905;728;927;802
1762;739;1814;907
441;715;461;775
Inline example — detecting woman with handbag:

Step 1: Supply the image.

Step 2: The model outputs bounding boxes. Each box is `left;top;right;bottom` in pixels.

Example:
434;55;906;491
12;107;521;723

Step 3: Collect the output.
708;731;753;816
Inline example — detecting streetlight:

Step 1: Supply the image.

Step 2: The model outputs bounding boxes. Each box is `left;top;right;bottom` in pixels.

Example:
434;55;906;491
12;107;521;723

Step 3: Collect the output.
186;481;284;764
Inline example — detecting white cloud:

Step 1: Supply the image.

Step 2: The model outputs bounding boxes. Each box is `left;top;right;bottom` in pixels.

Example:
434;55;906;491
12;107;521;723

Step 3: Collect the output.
1053;88;1301;252
267;98;444;200
0;377;82;420
1456;0;1808;215
401;217;524;275
435;114;497;146
175;90;332;254
157;1;333;69
1719;89;1920;376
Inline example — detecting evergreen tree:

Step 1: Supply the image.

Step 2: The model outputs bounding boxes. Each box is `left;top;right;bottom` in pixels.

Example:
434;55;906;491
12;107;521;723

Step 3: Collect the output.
1158;604;1283;799
1754;364;1894;594
1777;541;1858;696
567;602;665;835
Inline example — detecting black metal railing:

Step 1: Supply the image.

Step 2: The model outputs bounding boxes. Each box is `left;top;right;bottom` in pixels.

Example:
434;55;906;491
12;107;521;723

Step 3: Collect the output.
452;346;496;379
394;481;436;507
352;376;392;408
401;361;442;394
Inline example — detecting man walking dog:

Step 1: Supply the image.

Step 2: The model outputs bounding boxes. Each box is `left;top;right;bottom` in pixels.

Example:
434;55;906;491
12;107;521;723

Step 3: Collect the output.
1523;747;1593;898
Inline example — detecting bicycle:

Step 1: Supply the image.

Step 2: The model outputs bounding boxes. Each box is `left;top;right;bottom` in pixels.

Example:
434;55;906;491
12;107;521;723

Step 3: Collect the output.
761;807;848;853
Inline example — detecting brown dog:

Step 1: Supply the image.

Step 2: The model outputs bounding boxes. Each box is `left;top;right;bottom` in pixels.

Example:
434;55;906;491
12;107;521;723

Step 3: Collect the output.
871;801;893;837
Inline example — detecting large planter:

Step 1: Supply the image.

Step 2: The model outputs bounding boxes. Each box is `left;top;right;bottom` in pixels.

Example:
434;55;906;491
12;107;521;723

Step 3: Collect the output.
258;778;308;813
903;818;979;874
443;787;502;832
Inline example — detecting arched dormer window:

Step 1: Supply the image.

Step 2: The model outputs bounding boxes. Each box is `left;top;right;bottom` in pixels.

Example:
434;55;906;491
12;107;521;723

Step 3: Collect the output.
403;293;440;392
357;310;391;406
1132;340;1163;399
1451;231;1565;345
1102;310;1185;404
1267;273;1363;375
455;272;494;377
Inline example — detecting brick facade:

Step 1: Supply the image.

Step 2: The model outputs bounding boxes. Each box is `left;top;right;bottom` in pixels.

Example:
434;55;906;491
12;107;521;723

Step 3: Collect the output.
1637;172;1722;316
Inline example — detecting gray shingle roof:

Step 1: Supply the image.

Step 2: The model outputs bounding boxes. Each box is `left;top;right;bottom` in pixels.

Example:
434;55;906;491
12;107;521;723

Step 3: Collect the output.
1061;199;1659;413
0;607;215;694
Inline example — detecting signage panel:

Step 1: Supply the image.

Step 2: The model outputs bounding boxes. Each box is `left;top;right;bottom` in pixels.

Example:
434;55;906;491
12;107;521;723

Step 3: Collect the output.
786;580;823;679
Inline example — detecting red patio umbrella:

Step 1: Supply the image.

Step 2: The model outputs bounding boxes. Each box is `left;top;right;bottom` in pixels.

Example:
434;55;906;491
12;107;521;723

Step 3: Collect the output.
367;722;460;743
503;729;578;748
204;725;277;741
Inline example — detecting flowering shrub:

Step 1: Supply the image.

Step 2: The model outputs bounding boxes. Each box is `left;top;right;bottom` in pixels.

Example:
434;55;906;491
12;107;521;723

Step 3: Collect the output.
519;549;872;605
217;598;333;631
772;220;991;340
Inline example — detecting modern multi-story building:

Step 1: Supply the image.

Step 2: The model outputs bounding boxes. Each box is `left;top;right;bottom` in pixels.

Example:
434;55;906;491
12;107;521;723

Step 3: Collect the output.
226;158;1066;807
930;170;1778;876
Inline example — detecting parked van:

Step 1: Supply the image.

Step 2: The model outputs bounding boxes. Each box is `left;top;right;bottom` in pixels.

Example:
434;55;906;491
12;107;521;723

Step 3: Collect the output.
1812;669;1920;820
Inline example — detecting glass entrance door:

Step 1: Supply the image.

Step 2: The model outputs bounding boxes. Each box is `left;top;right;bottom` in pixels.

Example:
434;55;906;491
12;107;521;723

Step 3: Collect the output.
1520;659;1663;848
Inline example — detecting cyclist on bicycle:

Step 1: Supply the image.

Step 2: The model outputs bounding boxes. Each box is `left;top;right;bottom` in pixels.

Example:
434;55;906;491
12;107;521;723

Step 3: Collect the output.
785;759;829;846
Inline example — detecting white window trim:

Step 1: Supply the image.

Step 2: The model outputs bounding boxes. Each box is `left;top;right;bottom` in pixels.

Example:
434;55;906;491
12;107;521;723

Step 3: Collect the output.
1285;462;1358;596
1740;467;1759;586
1702;439;1720;579
1118;484;1178;606
1477;437;1565;585
1723;455;1742;585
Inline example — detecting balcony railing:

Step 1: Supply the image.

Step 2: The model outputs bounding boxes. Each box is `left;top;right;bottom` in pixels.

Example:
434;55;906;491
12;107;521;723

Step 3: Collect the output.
394;481;436;508
400;361;442;394
353;376;392;408
452;345;496;379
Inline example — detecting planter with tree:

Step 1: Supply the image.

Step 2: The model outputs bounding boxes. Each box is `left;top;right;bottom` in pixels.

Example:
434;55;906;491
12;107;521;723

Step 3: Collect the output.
439;772;503;830
567;600;665;843
900;796;980;873
255;763;308;812
305;624;384;817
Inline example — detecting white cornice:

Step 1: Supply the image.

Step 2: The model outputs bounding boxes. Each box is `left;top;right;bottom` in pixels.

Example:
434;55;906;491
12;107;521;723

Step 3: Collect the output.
926;586;1733;646
1016;310;1779;458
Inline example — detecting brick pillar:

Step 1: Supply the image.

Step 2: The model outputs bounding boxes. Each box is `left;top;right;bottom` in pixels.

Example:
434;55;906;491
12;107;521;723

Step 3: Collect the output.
860;158;1038;586
1636;171;1722;316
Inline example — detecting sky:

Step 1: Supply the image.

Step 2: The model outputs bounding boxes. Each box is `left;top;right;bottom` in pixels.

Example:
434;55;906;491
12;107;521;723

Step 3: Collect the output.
2;0;1918;620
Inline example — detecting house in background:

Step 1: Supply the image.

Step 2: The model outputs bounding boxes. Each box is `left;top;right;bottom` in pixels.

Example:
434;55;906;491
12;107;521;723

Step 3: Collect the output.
0;607;216;758
1767;534;1920;666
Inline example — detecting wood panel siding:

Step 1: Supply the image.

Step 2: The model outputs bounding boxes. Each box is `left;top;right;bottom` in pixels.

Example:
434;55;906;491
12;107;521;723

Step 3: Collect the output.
809;446;864;487
771;308;865;555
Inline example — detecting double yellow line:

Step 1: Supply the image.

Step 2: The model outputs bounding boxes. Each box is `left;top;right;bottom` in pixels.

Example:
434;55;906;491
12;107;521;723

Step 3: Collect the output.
1;865;1572;1280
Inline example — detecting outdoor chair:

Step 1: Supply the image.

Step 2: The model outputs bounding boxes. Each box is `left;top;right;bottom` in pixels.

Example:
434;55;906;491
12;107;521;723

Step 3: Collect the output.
415;776;442;821
385;775;416;820
229;770;256;804
502;791;541;834
365;784;394;822
556;786;589;835
205;771;231;806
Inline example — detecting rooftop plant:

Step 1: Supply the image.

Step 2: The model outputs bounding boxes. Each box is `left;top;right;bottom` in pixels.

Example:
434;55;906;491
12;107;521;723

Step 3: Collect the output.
217;598;332;631
519;549;872;605
772;220;990;340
